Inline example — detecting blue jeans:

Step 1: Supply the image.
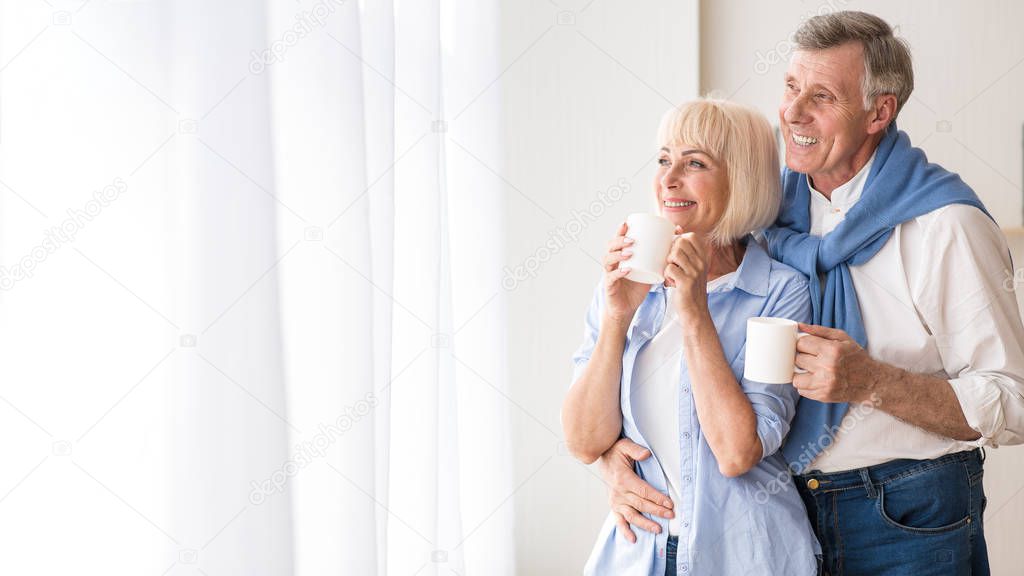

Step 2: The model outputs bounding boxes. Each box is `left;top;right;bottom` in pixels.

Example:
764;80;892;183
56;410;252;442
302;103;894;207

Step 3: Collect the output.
796;449;989;576
665;534;678;576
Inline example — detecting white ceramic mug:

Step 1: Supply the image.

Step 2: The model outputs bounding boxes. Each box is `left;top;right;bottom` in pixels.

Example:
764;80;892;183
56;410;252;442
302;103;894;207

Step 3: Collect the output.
744;317;808;384
621;213;676;284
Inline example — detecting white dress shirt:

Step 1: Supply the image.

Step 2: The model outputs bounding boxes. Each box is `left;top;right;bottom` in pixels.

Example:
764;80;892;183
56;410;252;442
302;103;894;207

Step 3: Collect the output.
805;155;1024;472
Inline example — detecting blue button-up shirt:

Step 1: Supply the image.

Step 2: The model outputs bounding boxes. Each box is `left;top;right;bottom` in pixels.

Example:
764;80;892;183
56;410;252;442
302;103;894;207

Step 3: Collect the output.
572;238;819;575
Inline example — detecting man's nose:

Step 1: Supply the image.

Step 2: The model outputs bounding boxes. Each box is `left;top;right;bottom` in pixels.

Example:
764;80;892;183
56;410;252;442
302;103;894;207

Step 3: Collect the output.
784;94;809;124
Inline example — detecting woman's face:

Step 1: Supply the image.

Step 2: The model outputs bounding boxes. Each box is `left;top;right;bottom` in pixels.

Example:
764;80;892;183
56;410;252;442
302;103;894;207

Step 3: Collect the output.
654;144;729;235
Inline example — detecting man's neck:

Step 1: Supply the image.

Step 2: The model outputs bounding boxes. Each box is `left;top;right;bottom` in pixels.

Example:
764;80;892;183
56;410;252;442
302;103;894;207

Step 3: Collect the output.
808;134;883;199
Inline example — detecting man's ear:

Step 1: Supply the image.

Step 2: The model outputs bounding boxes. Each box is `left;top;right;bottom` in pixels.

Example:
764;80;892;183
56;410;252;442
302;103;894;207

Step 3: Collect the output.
866;94;898;135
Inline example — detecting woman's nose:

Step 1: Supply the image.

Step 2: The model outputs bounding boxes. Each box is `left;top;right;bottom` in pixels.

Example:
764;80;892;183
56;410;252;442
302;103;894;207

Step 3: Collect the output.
661;168;682;189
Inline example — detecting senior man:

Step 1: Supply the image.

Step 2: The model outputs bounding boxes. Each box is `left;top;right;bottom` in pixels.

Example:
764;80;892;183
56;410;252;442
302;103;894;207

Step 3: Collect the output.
594;11;1024;575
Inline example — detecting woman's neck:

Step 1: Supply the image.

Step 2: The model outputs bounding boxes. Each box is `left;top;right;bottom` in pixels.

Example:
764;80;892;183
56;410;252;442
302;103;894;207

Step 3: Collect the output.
705;241;744;281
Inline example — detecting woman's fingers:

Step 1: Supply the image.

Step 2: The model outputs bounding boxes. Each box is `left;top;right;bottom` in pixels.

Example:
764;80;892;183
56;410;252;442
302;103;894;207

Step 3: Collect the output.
606;235;635;253
603;225;635;273
603;248;634;272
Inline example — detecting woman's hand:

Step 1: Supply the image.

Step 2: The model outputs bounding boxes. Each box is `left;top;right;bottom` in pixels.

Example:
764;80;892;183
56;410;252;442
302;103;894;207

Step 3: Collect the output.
603;221;651;325
663;229;709;321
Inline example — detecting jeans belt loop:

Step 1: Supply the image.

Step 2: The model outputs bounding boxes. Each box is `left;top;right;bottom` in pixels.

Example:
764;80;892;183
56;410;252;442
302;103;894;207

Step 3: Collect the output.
859;468;878;499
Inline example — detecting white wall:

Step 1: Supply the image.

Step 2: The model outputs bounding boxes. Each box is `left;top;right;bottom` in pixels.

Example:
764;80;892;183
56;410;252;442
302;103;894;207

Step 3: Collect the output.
700;1;1024;573
505;0;1024;573
700;0;1024;228
499;1;699;573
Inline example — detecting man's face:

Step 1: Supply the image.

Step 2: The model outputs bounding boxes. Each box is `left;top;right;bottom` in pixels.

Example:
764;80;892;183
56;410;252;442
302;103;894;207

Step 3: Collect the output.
778;43;879;191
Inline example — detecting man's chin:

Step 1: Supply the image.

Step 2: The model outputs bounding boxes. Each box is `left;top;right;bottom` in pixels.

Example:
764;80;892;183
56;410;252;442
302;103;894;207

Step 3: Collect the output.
784;153;820;175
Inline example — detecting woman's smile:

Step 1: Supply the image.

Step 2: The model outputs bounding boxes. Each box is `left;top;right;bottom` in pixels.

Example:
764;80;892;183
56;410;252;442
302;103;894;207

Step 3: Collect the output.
662;197;698;212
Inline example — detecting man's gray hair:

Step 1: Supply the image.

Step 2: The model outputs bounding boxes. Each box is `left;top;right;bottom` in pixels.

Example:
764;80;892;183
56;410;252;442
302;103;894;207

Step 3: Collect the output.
793;11;913;117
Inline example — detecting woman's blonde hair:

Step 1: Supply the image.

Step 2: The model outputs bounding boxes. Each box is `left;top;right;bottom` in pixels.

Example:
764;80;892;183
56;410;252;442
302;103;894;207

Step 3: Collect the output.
656;99;781;246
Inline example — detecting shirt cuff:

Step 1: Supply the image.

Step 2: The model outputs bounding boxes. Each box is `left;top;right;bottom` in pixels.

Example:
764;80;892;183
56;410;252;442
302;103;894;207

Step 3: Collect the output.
948;375;1006;447
755;410;785;460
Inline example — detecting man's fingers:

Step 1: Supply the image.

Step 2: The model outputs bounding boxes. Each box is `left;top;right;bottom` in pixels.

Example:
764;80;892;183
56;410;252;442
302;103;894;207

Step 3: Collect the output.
615;438;652;461
615;505;661;534
795;352;818;372
613;513;637;544
798;322;847;341
792;372;813;391
627;476;672;509
627;492;673;519
795;333;829;355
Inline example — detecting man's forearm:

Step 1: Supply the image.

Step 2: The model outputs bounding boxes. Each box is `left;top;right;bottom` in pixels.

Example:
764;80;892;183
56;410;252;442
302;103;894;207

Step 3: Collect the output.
869;360;981;441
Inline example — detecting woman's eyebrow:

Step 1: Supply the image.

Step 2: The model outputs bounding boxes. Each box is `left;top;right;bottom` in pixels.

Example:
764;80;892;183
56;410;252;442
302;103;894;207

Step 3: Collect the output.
660;147;703;156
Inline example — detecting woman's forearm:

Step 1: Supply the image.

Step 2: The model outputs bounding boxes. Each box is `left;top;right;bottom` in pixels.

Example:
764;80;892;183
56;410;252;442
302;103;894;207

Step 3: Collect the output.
680;310;762;477
562;314;630;464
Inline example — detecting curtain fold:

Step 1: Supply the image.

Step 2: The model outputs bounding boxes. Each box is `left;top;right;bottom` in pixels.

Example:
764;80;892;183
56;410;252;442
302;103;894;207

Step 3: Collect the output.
0;0;510;573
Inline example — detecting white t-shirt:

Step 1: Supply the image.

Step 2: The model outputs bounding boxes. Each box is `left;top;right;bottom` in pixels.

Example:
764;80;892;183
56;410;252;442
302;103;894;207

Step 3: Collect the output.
631;272;736;534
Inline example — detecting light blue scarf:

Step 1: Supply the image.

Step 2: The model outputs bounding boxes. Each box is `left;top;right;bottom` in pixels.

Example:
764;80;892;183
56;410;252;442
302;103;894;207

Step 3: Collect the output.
763;123;992;472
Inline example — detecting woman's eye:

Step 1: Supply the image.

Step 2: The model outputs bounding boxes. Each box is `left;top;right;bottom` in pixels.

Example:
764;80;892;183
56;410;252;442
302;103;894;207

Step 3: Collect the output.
658;158;670;167
688;160;705;169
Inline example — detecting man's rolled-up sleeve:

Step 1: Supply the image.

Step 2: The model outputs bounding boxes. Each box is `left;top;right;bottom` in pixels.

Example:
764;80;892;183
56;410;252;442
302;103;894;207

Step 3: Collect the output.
913;206;1024;446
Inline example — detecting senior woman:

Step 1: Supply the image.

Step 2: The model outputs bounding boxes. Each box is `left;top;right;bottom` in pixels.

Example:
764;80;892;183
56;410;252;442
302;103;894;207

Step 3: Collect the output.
561;99;819;575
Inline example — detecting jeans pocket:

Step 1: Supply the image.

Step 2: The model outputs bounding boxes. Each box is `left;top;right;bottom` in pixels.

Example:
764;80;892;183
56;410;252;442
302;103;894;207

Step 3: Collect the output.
876;462;972;535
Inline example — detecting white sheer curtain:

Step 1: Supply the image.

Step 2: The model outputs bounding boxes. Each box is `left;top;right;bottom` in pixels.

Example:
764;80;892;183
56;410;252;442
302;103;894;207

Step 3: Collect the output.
0;0;511;574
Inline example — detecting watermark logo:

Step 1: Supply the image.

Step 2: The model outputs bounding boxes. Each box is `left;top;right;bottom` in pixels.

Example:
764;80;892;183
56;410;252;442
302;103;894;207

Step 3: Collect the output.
752;392;881;504
248;391;378;504
752;0;850;75
0;177;128;291
249;0;347;74
502;178;630;291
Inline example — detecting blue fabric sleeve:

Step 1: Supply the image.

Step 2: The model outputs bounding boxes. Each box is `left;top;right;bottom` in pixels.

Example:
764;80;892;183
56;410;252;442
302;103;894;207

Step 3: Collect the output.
741;273;812;460
571;280;604;386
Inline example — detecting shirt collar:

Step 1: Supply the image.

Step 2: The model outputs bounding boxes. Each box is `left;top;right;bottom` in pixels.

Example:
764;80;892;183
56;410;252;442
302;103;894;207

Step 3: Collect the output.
730;237;770;297
648;235;770;298
807;150;876;208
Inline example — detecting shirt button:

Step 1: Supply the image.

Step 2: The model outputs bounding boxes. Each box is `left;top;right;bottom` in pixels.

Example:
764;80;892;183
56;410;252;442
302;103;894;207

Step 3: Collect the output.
681;387;689;394
684;475;692;483
681;565;688;572
682;432;691;439
806;478;820;490
683;521;690;528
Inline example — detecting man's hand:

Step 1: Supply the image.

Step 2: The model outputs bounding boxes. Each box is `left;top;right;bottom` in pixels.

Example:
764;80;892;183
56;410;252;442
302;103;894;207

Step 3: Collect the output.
793;323;877;403
597;438;674;543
